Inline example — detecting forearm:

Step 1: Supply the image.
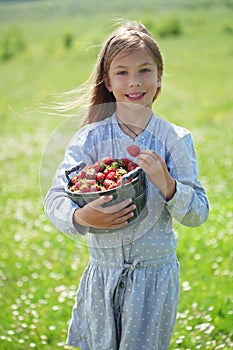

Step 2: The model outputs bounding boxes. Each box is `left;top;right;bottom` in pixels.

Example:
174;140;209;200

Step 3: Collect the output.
160;173;176;201
44;186;88;235
165;180;209;227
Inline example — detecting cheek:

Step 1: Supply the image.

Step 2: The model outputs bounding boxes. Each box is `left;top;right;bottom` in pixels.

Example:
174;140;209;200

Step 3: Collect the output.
146;74;158;86
109;80;123;93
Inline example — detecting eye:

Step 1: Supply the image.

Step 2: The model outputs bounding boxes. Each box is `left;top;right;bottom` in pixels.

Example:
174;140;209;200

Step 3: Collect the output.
117;71;127;76
140;68;151;73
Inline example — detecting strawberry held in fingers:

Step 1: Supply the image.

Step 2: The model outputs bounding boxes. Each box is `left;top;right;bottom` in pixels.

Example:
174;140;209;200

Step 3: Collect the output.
127;145;141;157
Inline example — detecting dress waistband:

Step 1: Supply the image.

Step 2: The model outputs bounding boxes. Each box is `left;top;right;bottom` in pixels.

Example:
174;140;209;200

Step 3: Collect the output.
89;252;177;270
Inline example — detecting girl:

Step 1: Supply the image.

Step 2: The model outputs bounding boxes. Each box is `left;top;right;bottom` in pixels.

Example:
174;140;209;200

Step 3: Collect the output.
45;21;209;350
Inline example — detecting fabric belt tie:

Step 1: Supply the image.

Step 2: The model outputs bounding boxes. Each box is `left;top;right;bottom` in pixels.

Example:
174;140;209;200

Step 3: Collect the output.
89;252;176;271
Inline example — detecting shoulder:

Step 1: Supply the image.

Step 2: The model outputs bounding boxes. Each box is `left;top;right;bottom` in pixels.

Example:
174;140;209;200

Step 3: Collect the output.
69;116;113;145
154;114;192;141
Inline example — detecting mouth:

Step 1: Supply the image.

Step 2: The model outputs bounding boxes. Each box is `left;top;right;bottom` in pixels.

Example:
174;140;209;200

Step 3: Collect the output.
125;92;146;101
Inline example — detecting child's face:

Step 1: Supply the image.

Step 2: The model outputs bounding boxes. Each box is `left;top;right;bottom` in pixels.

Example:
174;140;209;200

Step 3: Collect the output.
105;47;161;109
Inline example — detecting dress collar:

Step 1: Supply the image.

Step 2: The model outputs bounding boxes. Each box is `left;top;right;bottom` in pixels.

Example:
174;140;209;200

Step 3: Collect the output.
112;112;157;139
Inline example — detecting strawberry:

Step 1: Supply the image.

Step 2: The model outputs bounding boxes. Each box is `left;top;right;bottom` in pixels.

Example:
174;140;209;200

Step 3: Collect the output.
86;179;96;186
96;172;105;183
79;185;92;193
127;161;138;172
83;165;96;179
110;183;117;189
120;158;131;167
71;175;78;184
93;162;101;172
68;156;140;193
106;171;117;181
77;170;86;180
116;176;123;187
103;179;116;190
89;185;99;192
72;182;81;191
127;145;141;157
101;157;115;166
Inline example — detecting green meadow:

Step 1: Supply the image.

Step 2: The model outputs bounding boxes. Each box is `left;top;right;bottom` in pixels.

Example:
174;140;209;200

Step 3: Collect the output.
0;0;232;349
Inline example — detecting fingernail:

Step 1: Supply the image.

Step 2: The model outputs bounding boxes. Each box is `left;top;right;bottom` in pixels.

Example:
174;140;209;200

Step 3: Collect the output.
103;195;113;201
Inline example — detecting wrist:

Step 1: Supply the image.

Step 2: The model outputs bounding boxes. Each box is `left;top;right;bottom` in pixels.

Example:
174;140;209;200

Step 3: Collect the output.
73;208;89;227
164;177;176;201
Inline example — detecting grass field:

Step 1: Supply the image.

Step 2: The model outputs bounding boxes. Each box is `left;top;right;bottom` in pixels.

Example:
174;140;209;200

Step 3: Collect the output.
0;0;232;349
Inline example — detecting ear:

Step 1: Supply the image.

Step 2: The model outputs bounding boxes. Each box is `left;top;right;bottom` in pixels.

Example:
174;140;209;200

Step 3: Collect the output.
157;77;162;87
104;76;113;92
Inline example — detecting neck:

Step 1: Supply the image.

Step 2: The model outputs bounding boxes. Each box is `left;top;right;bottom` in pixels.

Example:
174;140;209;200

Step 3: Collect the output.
116;103;152;127
116;107;153;139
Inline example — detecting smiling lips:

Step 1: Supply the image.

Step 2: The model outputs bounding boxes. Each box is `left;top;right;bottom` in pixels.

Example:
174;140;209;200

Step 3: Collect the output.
125;92;145;101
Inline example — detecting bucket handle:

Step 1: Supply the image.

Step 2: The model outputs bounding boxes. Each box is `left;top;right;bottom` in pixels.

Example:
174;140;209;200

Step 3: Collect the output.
121;167;143;186
65;161;86;181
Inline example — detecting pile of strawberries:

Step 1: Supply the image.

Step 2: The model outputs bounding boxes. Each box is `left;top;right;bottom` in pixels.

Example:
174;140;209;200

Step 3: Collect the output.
68;157;138;193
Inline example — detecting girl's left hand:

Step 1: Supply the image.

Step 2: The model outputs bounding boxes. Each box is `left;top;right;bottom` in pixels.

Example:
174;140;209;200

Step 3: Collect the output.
137;150;176;201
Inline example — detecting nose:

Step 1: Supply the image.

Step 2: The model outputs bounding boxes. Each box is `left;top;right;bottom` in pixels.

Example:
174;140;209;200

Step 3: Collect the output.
128;73;142;87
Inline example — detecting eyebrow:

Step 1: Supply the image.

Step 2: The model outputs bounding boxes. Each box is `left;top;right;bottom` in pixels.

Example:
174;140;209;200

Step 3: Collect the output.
112;62;154;70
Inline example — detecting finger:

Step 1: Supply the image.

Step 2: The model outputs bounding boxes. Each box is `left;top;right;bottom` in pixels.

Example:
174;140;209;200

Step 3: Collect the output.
108;221;129;229
88;195;113;209
113;208;135;224
139;151;161;163
109;209;135;229
104;199;134;214
87;197;133;216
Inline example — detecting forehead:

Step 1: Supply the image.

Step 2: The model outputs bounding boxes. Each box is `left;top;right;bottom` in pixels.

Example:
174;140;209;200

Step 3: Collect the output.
110;46;156;67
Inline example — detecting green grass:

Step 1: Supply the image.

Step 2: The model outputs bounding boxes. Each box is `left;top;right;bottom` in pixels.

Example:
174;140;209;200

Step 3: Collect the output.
0;1;232;349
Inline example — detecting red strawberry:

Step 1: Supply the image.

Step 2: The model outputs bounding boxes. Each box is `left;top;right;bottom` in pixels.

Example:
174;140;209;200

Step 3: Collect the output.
120;158;131;167
86;179;96;186
106;171;117;181
103;179;116;190
72;182;81;191
71;175;78;184
116;177;123;187
93;162;101;172
80;186;91;193
110;183;117;189
103;167;115;176
101;157;115;166
127;161;138;172
77;170;86;180
96;172;105;183
89;185;99;192
127;145;141;157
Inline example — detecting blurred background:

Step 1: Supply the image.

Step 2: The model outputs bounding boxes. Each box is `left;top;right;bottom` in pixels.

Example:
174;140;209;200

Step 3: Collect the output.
0;0;232;349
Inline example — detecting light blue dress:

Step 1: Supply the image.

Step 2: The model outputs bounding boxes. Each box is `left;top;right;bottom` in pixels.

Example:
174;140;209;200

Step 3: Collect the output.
45;113;209;350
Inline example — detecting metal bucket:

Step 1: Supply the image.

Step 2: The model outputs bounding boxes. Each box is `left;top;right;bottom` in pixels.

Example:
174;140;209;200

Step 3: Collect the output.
65;161;148;227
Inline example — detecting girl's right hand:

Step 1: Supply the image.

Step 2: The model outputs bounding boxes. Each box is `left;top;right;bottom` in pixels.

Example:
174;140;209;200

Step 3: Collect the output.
73;196;136;230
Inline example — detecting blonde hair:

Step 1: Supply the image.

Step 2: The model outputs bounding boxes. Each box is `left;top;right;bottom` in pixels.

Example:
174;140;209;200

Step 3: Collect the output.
56;21;164;126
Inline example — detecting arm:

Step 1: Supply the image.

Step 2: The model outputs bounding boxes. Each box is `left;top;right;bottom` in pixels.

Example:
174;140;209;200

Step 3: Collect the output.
44;134;135;235
73;196;135;230
137;132;209;227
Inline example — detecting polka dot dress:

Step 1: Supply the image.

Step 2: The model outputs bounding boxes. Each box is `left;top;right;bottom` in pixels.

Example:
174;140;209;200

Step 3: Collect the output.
45;112;209;349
